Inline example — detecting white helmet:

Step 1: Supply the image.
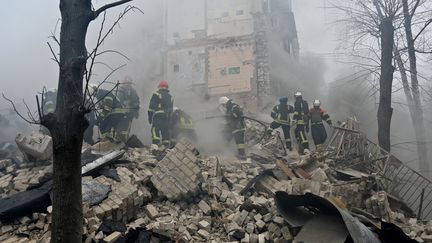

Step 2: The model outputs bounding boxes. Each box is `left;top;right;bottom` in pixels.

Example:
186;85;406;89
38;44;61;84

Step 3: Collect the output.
218;96;230;106
173;107;179;111
294;92;302;98
313;99;321;107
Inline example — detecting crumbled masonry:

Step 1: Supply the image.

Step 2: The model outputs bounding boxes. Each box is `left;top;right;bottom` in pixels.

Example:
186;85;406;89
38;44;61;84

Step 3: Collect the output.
0;120;432;242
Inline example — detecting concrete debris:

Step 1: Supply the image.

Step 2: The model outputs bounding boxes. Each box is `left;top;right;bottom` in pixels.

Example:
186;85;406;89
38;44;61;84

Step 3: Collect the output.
0;127;432;242
82;178;111;206
150;140;202;200
15;132;53;161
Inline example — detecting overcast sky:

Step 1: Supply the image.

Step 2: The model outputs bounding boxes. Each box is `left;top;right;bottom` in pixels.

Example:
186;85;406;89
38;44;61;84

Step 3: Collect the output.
0;0;338;110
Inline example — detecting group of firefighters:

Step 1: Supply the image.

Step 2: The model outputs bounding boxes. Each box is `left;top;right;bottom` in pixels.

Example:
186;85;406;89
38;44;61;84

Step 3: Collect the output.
43;79;332;159
42;77;140;145
147;80;332;159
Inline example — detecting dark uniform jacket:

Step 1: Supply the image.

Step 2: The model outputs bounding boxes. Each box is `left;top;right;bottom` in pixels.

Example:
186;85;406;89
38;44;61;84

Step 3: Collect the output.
293;100;309;125
97;89;124;119
271;103;294;125
172;110;194;129
118;85;140;119
226;100;245;130
148;89;173;123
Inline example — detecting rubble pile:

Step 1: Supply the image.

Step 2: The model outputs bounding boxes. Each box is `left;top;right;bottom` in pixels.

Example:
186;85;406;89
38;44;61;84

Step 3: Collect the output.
0;161;52;197
0;125;432;242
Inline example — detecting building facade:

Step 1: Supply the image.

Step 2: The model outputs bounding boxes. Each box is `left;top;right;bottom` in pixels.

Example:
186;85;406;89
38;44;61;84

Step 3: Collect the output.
163;0;298;111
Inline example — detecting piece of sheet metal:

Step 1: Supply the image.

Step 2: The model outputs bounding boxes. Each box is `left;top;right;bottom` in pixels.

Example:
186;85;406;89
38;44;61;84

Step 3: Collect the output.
275;192;381;243
295;215;349;243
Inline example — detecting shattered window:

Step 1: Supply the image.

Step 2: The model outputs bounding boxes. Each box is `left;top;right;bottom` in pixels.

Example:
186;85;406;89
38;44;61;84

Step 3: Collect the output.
174;64;179;72
228;67;240;75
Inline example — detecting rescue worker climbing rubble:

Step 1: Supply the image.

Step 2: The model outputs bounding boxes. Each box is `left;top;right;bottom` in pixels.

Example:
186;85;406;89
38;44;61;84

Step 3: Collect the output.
293;91;310;155
219;96;247;160
269;96;294;151
40;88;57;135
116;76;140;143
83;84;99;144
171;107;197;146
97;87;128;142
309;99;332;151
148;80;174;149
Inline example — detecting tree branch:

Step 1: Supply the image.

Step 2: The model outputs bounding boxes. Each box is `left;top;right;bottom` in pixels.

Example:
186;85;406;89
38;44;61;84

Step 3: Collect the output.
410;0;421;20
47;42;60;65
414;18;432;42
92;0;133;20
2;93;38;125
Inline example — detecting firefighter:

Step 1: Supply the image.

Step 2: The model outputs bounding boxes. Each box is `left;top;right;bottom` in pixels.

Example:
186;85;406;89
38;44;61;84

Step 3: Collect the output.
83;84;98;144
293;92;310;154
116;76;140;142
42;88;57;115
148;80;174;148
269;96;294;151
97;88;127;142
309;100;332;151
171;107;197;145
219;96;247;160
40;88;57;135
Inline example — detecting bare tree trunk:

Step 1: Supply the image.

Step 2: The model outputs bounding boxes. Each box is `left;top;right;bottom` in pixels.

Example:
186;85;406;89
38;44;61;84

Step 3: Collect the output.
47;1;92;242
36;1;131;242
377;17;395;152
402;0;429;176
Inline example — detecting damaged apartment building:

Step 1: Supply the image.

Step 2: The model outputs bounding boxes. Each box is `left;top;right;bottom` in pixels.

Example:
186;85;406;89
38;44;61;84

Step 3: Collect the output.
162;0;299;112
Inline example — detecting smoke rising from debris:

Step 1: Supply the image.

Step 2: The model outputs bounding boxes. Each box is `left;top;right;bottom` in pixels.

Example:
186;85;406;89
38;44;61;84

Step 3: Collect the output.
1;0;430;165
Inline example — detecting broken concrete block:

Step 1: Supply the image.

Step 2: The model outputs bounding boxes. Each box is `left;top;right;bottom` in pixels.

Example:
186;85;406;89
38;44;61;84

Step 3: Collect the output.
19;216;31;225
198;200;211;215
198;220;210;231
187;223;198;233
1;225;13;234
310;168;328;182
246;223;255;234
15;132;53;161
258;232;267;243
253;214;263;222
262;213;272;223
197;229;210;239
35;220;45;230
150;141;202;200
145;204;159;219
238;210;249;226
241;233;250;243
281;226;292;240
273;216;285;226
255;220;266;232
103;231;121;243
250;234;259;243
225;222;241;233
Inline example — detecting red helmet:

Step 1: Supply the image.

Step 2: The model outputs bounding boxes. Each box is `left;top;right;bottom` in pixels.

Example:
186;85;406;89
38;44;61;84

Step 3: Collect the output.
158;80;169;89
